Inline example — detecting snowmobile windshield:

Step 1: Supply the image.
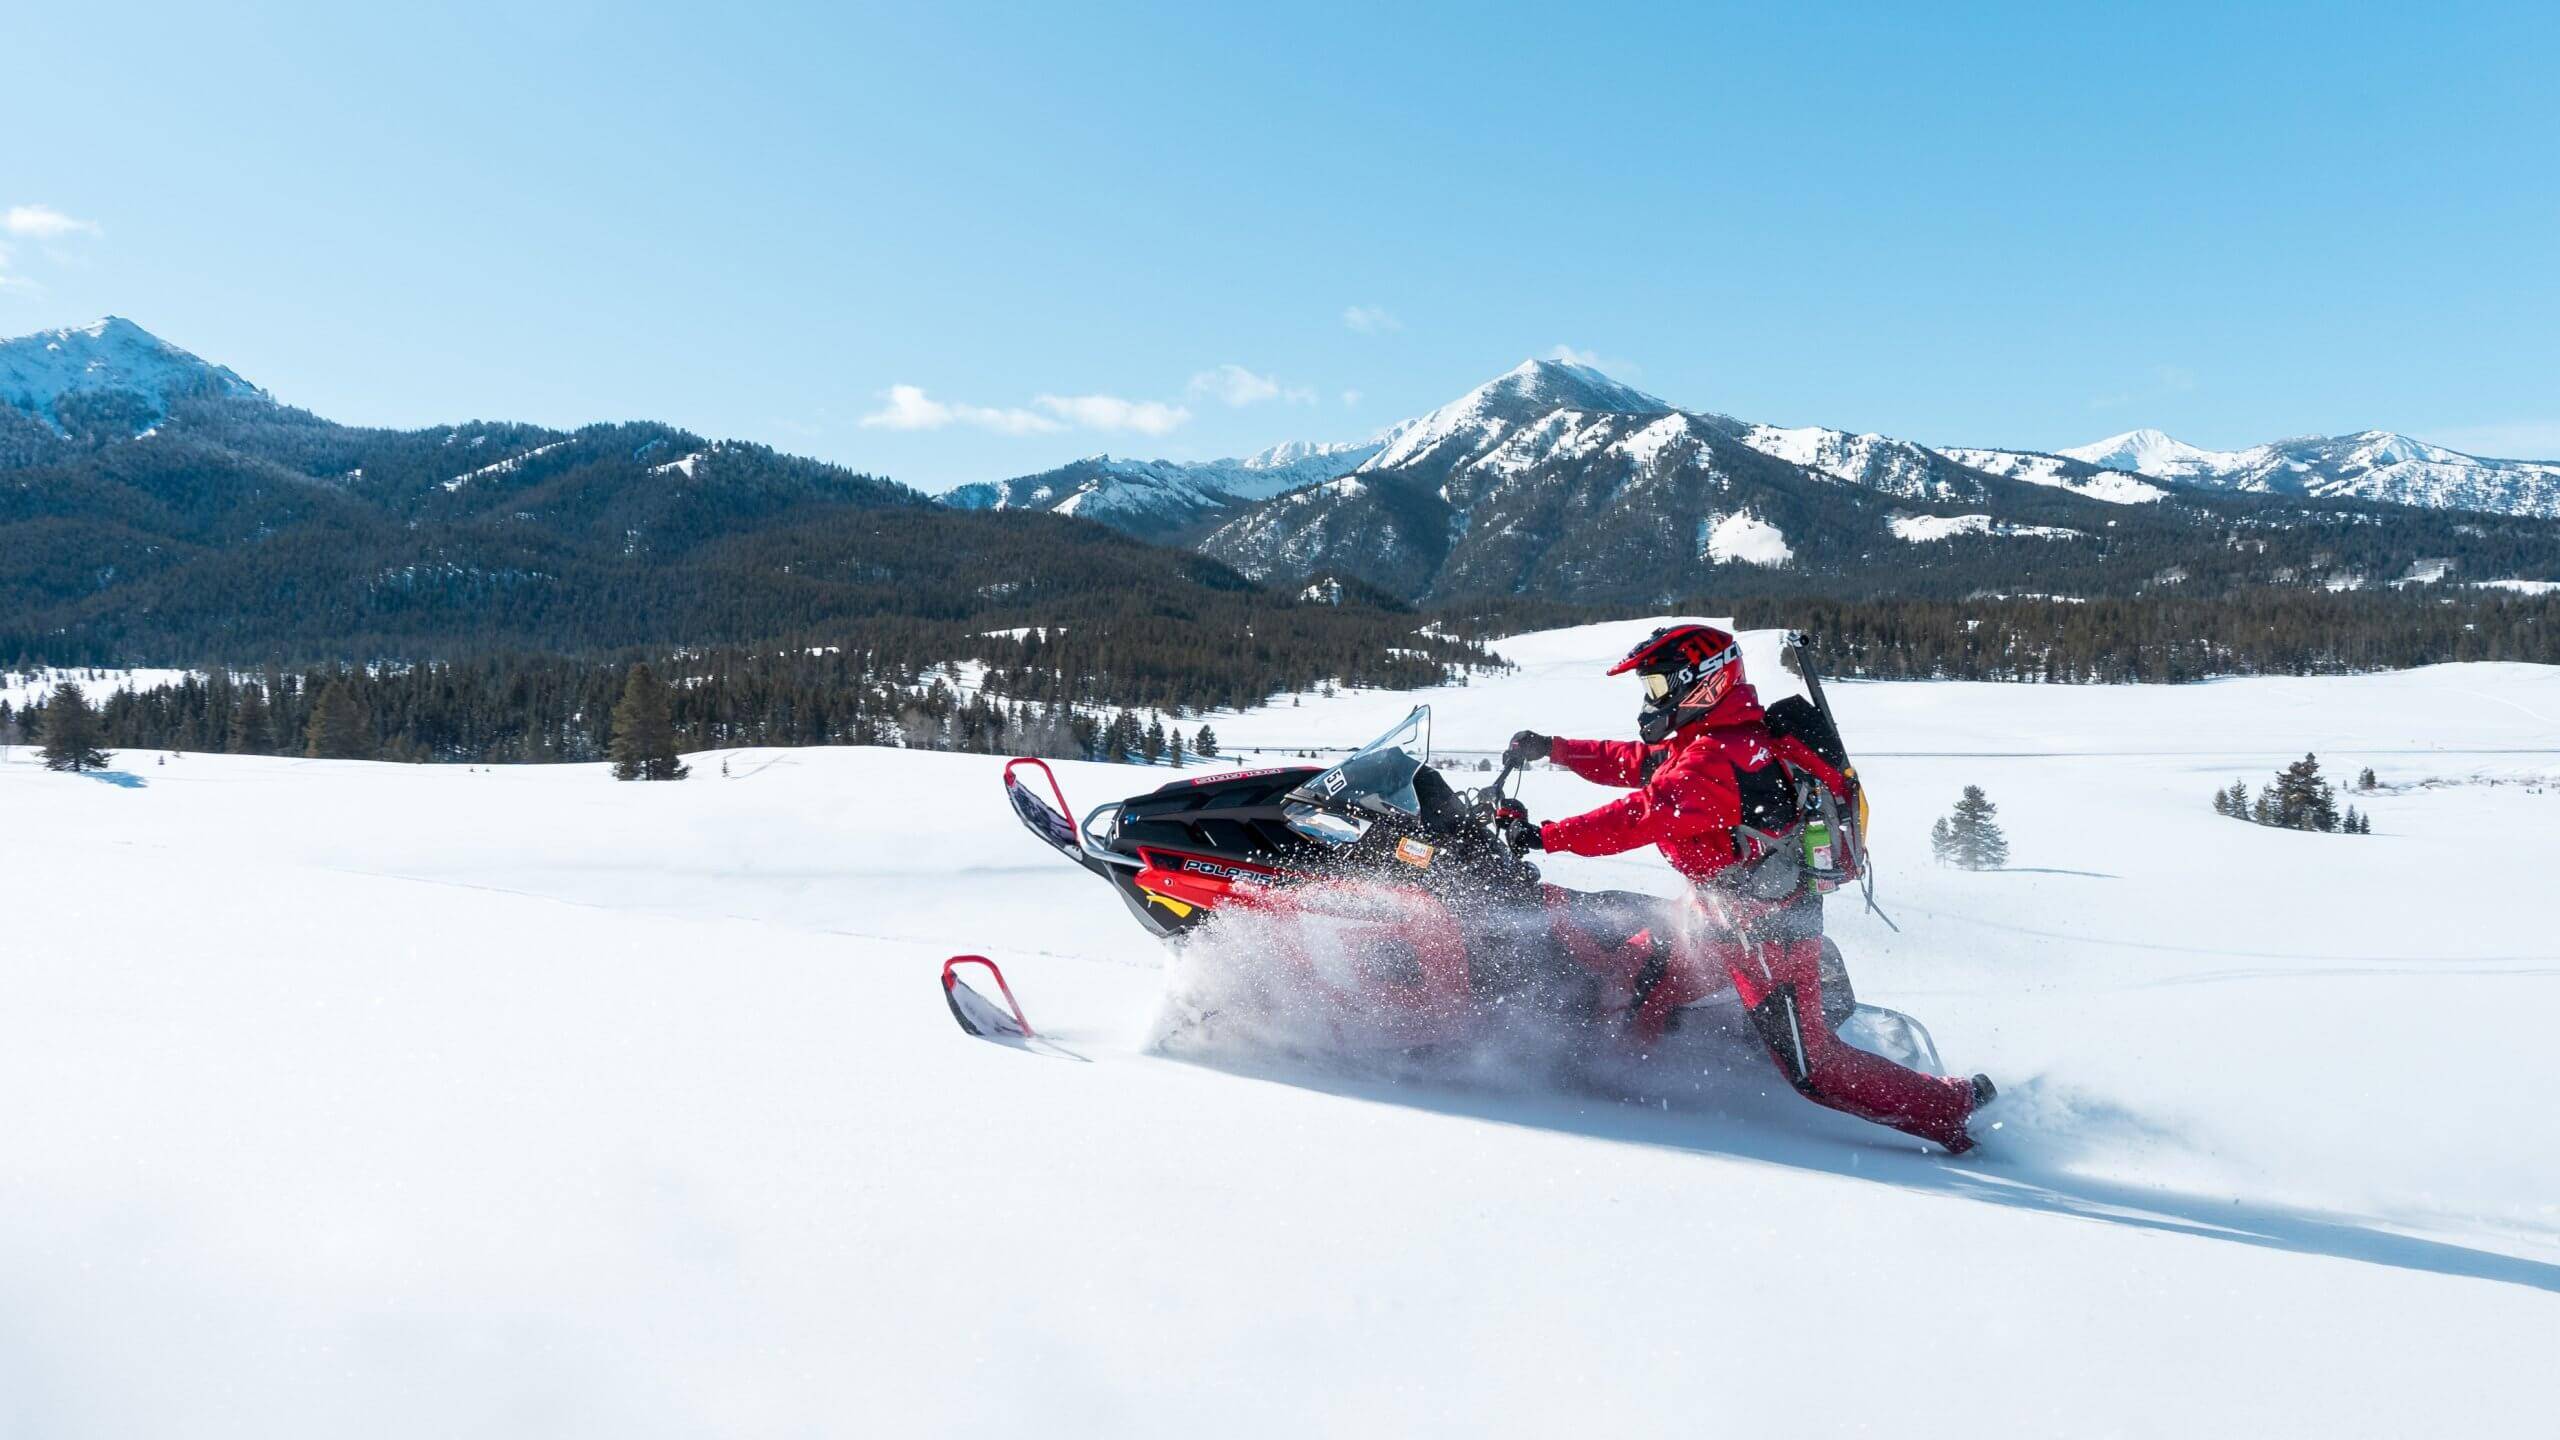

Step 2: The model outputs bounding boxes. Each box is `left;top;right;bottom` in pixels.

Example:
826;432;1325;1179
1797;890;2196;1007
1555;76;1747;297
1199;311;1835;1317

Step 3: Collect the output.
1283;708;1432;835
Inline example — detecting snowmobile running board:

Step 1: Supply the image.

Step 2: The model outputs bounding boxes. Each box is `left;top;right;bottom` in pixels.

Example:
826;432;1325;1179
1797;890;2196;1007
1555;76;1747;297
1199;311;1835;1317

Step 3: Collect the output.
942;955;1037;1039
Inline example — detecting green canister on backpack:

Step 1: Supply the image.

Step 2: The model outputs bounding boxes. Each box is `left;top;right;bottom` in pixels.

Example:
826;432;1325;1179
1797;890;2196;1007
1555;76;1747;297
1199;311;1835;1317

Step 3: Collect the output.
1802;818;1842;893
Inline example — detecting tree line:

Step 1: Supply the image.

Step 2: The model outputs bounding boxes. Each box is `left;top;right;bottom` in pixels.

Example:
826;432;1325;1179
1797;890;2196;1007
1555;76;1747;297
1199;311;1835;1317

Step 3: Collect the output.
1433;588;2558;682
1;650;1346;769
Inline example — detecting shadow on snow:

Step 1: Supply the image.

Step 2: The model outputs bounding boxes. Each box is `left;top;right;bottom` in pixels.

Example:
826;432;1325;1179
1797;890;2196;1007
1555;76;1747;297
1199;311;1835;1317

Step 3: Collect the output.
1158;1016;2560;1297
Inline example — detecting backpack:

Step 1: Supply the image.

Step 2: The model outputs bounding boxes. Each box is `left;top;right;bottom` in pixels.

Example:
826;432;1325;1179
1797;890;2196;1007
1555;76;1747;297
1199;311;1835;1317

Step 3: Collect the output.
1749;695;1870;896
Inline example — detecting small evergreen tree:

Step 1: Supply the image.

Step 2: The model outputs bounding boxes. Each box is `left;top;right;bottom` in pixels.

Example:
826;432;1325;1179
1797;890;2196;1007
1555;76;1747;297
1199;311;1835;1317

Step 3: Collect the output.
609;663;689;781
2358;766;2378;791
1167;728;1186;768
1195;725;1219;759
1937;786;2010;870
1142;715;1165;765
1929;815;1957;865
304;680;373;760
2212;786;2232;817
2268;753;2337;832
39;682;111;772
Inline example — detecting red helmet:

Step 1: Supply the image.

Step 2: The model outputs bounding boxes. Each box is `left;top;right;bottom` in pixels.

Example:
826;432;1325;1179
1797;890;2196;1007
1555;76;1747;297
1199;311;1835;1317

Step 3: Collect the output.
1609;623;1744;742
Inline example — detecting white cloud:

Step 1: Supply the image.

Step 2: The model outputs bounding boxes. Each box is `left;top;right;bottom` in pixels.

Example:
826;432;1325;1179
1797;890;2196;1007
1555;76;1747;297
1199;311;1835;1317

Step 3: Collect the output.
1547;344;1640;376
860;381;1193;438
1188;364;1316;408
1342;305;1402;334
858;384;1062;435
1034;393;1191;435
4;204;99;239
1340;388;1363;408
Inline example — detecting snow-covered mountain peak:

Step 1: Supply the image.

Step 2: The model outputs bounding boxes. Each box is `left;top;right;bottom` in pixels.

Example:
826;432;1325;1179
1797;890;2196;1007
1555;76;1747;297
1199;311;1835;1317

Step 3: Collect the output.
1362;359;1665;474
1491;357;1666;415
2060;428;2254;478
0;315;268;431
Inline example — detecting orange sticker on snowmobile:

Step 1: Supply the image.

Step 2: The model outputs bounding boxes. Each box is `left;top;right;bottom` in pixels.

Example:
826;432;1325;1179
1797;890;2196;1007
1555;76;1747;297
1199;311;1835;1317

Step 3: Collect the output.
1395;837;1438;869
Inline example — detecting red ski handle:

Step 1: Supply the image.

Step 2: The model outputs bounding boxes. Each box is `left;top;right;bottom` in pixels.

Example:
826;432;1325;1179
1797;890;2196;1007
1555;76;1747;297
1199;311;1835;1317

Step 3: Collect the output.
942;955;1036;1037
1005;756;1074;823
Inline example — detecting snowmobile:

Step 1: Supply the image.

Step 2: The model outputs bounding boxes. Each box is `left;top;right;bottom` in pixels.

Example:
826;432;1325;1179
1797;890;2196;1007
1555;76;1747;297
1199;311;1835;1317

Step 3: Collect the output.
1002;706;1943;1069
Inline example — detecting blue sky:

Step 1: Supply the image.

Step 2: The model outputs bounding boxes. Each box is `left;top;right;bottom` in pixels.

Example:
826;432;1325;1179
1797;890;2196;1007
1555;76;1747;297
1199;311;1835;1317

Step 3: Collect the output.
6;1;2555;488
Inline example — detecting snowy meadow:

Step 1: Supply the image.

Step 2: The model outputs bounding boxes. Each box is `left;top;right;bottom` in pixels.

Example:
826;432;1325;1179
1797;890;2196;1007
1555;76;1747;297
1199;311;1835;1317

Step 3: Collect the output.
4;619;2556;1437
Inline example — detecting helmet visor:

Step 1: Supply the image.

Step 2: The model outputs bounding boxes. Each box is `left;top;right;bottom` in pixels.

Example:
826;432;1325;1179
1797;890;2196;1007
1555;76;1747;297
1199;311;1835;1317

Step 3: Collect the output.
1640;671;1674;701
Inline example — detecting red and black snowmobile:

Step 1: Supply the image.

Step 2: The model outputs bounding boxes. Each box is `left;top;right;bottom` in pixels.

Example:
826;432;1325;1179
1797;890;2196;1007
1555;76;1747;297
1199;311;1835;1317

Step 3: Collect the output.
1002;706;1941;1067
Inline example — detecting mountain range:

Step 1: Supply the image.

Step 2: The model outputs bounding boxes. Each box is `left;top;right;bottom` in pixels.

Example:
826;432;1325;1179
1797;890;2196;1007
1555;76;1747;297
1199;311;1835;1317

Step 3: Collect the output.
4;318;2556;664
938;358;2560;604
0;319;1439;681
948;368;2560;546
2057;427;2560;515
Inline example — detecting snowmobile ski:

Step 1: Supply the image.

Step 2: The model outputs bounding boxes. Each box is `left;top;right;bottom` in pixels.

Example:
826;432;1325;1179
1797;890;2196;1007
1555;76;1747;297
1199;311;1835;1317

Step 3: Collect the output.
942;955;1036;1040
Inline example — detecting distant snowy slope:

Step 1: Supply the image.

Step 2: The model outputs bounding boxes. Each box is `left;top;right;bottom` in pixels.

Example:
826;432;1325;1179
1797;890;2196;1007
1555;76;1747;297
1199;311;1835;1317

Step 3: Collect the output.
0;316;267;435
2062;427;2259;479
1936;446;2169;504
940;438;1382;538
2062;427;2560;518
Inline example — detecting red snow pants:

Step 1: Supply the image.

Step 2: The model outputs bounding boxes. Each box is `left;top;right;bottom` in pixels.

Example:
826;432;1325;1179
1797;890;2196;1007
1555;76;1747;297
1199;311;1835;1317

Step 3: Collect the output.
1670;891;1980;1153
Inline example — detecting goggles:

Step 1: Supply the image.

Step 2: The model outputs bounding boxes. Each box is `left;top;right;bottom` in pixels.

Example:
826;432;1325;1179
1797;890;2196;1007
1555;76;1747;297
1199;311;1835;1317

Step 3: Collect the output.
1638;645;1736;705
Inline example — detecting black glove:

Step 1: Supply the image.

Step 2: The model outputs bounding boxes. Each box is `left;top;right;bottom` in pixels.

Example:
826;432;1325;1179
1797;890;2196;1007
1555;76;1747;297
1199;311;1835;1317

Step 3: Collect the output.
1504;730;1552;767
1494;802;1543;853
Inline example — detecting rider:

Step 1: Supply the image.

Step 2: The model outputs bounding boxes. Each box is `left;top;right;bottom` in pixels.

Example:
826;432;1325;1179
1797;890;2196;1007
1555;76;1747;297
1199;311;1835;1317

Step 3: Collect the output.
1498;623;1996;1154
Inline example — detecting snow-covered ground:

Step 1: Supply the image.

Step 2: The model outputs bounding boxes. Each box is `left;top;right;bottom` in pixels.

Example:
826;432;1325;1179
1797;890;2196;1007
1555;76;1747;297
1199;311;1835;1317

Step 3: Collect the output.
1;664;195;711
6;619;2557;1437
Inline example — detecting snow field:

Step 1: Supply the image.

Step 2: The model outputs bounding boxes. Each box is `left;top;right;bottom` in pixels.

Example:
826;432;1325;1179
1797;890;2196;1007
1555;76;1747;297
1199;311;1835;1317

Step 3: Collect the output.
3;619;2556;1437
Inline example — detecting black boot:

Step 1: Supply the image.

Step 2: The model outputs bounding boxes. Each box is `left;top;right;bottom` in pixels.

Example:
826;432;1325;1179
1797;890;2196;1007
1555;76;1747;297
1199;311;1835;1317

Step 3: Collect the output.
1970;1073;1997;1108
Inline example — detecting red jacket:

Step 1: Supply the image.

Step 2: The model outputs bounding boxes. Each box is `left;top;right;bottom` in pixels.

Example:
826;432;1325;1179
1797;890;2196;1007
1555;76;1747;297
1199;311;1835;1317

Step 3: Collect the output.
1538;681;1851;887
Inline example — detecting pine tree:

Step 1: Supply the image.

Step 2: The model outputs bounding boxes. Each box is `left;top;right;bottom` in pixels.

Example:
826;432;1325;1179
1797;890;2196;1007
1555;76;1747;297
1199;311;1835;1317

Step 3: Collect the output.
1939;786;2010;870
2223;780;2249;819
1142;716;1165;765
2358;766;2378;791
304;679;373;760
1195;725;1219;759
230;684;274;754
2212;786;2232;817
1167;727;1186;769
1929;815;1957;866
2268;753;2334;831
38;682;111;772
609;663;689;781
